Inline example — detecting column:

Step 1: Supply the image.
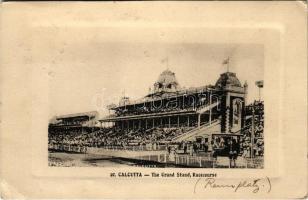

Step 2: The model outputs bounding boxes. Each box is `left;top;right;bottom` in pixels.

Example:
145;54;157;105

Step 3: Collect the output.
209;91;212;125
251;108;255;158
198;114;201;128
121;121;124;130
168;117;171;128
152;118;155;128
177;116;180;127
187;115;190;127
145;119;148;129
226;92;231;107
225;107;230;134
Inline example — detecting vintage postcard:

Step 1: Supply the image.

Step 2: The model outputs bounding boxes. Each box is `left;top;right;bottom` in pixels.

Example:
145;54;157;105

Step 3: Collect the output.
0;1;306;199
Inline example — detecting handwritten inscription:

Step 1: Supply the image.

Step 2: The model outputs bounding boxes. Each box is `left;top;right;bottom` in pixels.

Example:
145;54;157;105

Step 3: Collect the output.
194;177;271;194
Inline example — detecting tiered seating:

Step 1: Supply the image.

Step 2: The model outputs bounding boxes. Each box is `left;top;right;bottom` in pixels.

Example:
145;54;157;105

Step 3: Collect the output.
48;126;194;148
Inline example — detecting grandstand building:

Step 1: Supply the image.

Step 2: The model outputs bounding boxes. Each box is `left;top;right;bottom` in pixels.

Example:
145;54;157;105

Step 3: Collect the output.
99;70;248;144
49;111;99;134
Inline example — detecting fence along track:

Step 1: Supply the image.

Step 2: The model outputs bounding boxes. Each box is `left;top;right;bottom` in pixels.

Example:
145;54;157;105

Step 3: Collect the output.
48;144;263;168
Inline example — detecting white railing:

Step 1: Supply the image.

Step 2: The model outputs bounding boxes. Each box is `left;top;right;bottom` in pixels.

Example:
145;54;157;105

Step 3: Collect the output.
48;144;87;153
196;101;220;114
132;153;264;168
172;119;220;142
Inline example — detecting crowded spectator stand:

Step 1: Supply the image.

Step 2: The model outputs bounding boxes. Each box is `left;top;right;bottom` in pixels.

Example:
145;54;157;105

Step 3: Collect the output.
48;70;264;170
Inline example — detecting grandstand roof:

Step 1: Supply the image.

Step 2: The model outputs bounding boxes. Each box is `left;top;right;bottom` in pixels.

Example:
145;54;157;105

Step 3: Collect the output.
100;109;196;122
56;111;98;120
49;116;61;125
107;71;244;110
107;84;219;110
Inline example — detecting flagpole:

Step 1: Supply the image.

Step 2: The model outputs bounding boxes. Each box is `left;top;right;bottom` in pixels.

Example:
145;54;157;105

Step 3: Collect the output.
223;57;230;73
227;61;229;73
167;57;169;70
255;81;264;102
228;57;230;72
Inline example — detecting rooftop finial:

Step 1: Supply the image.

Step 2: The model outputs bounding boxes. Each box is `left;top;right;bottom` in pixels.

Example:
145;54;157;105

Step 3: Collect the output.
244;81;248;87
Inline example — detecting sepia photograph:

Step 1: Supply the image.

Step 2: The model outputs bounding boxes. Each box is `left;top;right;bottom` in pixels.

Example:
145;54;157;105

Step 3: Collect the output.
48;43;264;169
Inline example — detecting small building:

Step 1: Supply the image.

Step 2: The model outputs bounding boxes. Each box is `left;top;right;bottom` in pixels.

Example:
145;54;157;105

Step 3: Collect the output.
49;111;99;134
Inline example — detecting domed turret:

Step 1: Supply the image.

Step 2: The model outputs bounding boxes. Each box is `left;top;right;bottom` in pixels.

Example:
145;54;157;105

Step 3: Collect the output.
215;72;242;88
154;69;179;93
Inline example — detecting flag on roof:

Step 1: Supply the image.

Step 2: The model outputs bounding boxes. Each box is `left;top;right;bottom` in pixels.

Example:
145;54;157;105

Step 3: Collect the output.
222;57;230;65
255;80;264;88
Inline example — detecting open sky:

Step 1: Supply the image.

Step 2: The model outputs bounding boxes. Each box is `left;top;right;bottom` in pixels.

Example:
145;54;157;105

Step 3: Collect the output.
49;42;263;118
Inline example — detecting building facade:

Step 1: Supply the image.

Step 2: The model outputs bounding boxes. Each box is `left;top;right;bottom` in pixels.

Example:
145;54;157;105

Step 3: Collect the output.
100;70;247;143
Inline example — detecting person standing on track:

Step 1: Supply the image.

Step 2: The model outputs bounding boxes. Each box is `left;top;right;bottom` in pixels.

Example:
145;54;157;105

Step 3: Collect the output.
227;138;240;168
